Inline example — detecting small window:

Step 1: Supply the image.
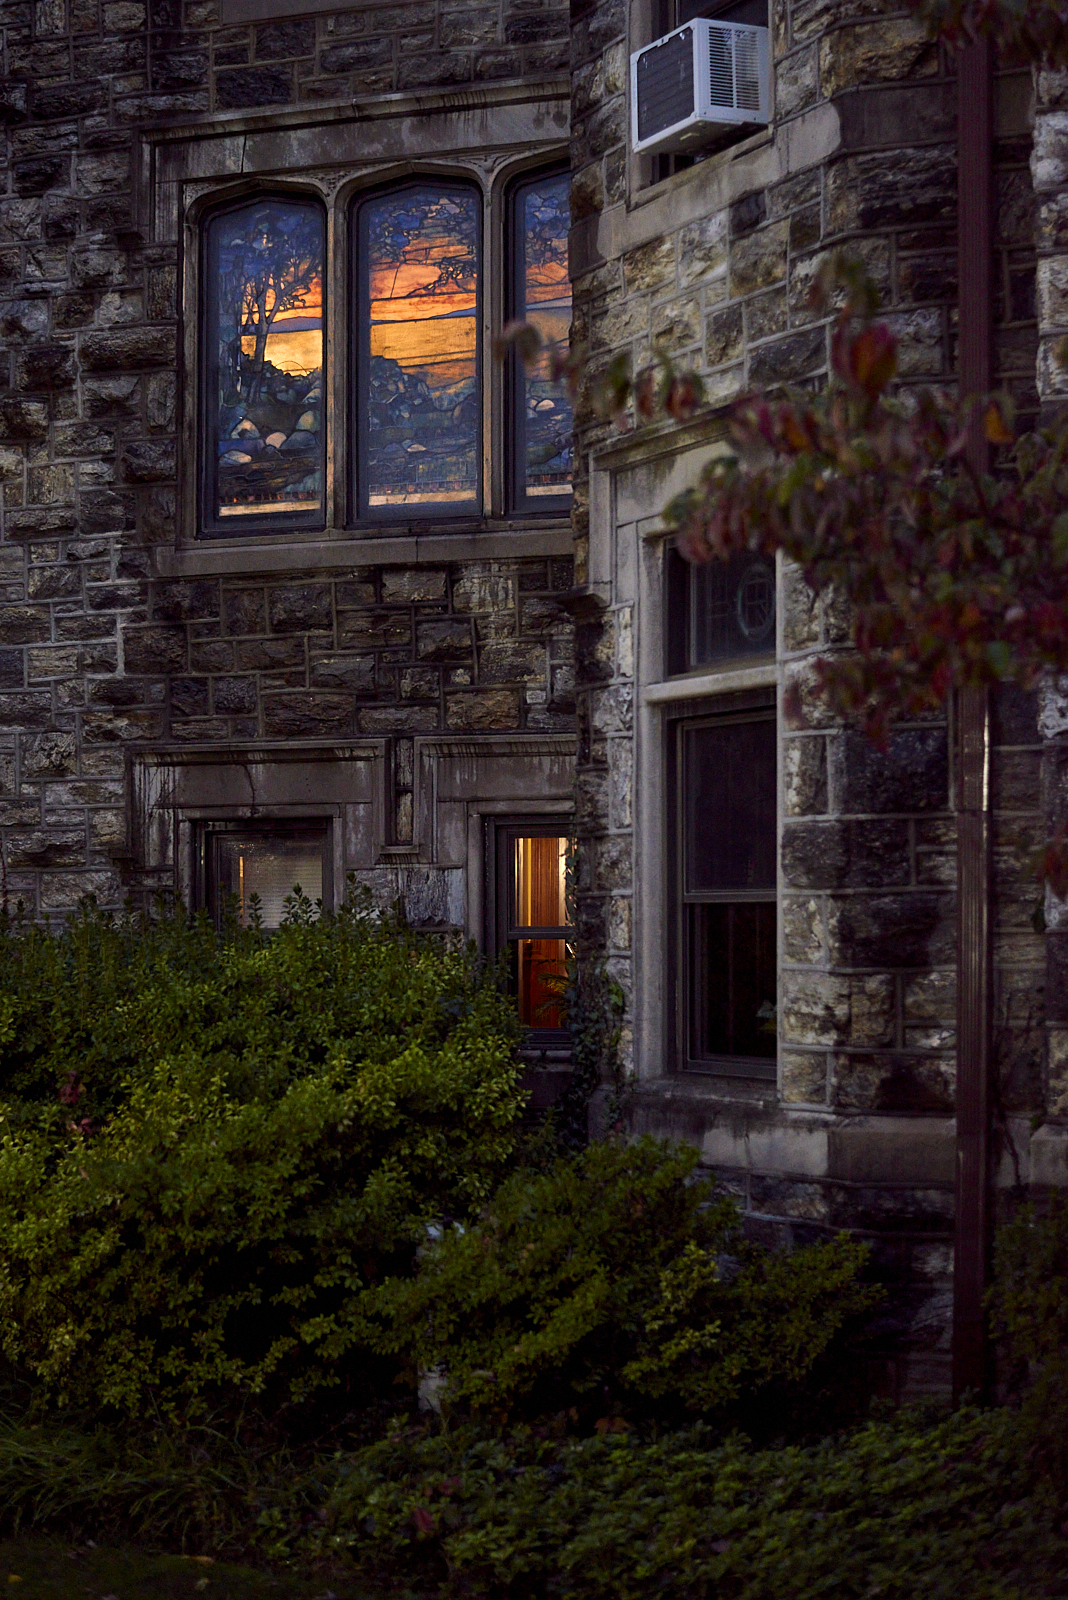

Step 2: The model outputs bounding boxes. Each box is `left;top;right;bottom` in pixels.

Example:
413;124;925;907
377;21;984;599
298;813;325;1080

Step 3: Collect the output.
666;547;776;673
354;183;481;517
202;196;325;533
509;170;573;511
676;711;776;1077
493;824;572;1040
200;820;331;928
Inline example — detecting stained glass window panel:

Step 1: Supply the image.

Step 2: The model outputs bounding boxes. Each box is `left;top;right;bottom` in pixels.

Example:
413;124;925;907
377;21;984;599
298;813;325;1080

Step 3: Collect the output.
515;172;572;503
207;199;325;524
361;186;480;510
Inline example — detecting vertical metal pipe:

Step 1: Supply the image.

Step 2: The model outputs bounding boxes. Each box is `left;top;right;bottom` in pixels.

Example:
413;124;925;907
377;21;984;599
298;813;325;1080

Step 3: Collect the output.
953;36;994;1403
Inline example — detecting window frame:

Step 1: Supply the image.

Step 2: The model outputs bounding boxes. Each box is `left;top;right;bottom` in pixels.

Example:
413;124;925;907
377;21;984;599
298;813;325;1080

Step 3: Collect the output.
196;816;334;928
506;163;574;517
664;544;777;677
667;694;777;1081
488;817;573;1052
198;190;328;540
350;177;485;525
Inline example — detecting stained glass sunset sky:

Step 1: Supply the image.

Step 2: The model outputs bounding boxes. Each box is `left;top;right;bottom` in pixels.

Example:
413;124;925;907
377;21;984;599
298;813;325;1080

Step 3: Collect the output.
363;187;480;508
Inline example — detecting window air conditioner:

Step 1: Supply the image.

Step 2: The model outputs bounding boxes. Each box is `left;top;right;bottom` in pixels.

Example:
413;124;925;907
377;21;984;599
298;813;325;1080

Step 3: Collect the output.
631;18;770;157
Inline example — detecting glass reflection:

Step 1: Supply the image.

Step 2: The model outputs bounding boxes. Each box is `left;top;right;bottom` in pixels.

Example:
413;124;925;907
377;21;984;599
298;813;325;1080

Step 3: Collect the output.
363;186;480;508
208;199;324;522
512;836;569;1028
516;173;573;500
214;835;324;929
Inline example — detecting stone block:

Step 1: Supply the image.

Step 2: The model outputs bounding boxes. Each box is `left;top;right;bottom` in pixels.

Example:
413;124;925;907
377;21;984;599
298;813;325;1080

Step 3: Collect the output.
122;626;186;676
263;692;353;738
381;568;447;604
417;619;472;661
782;817;909;890
256;18;314;56
828;890;953;970
0;692;52;729
40;869;120;910
451;566;515;614
782;893;824;964
359;703;438;734
652;293;701;353
151;581;219;623
0;605;50;643
15;343;76;391
776;42;817;118
212;675;258;715
780;969;850;1047
705;303;743;368
80;327;174;370
834;727;948;814
223;589;266;636
781;1050;827;1105
827;146;956;236
748;326;826;386
622;234;675;296
729;219;788;298
819;17;936;99
477;640;544;683
339;609;410;650
268;584;332;633
445;689;519;730
216;64;293;107
234;636;304;671
309;653;375;691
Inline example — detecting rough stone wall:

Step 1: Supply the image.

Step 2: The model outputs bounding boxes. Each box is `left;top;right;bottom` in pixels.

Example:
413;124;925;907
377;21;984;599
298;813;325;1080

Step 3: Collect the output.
0;0;574;916
567;0;1047;1387
0;550;575;913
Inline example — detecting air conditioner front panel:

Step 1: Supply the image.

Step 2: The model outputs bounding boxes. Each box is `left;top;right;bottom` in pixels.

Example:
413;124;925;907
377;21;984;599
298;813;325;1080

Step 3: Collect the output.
635;26;696;145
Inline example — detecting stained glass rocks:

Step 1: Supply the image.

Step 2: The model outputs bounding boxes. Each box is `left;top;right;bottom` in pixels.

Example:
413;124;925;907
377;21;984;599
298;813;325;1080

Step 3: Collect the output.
514;172;573;506
207;198;325;526
360;186;481;511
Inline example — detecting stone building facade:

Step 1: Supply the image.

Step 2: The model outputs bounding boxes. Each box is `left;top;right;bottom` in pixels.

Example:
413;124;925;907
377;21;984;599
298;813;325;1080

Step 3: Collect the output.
0;0;1066;1390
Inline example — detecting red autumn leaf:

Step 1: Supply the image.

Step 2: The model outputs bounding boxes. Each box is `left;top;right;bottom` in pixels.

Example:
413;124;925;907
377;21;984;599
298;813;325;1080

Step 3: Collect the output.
411;1506;435;1535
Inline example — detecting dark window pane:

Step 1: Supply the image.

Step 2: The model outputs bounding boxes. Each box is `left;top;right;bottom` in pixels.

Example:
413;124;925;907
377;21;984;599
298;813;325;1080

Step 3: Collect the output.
690;900;776;1059
513;835;568;928
515;172;573;503
678;0;767;24
207;199;324;523
214;833;325;928
690;552;775;665
362;186;480;510
683;717;776;893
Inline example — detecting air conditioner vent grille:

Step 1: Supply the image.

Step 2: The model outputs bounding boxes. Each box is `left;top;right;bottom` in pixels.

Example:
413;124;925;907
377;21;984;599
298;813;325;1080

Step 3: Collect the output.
731;24;761;112
708;23;732;107
636;26;695;144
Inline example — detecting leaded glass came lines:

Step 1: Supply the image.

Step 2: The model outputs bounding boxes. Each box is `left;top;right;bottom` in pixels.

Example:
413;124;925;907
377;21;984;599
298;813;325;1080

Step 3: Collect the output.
517;172;573;502
207;198;325;524
362;186;480;510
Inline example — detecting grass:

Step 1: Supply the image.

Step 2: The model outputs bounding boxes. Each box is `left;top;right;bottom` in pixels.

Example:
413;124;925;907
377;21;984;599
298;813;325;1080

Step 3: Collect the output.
0;1537;376;1600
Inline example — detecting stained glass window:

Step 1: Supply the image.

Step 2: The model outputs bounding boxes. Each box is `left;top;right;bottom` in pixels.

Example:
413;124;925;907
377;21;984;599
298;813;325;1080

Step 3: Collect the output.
512;171;573;507
357;184;481;513
204;198;325;529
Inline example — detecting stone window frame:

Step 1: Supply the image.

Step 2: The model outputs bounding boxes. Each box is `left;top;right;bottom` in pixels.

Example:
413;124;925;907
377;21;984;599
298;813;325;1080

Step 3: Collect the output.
181;150;572;550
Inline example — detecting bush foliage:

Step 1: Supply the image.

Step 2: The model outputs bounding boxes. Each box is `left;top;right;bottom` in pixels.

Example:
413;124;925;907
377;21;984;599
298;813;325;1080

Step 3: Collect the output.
0;896;524;1417
365;1138;880;1423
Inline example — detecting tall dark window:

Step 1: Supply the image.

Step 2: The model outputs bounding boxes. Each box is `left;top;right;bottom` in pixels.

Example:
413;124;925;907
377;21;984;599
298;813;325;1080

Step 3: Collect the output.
666;546;776;673
509;170;573;510
202;196;325;533
676;710;776;1077
199;819;332;929
492;823;572;1044
354;183;481;517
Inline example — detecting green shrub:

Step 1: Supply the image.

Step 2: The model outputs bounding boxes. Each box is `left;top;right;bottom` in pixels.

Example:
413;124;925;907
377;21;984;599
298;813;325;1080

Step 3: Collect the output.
990;1191;1068;1485
0;895;524;1419
365;1138;880;1424
319;1408;1066;1599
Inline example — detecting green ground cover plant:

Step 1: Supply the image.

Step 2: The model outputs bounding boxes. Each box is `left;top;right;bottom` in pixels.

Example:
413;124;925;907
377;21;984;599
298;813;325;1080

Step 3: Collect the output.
0;894;524;1420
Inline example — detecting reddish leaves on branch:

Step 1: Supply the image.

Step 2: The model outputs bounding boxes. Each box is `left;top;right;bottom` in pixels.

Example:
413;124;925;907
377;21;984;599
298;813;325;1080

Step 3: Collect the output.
651;254;1068;747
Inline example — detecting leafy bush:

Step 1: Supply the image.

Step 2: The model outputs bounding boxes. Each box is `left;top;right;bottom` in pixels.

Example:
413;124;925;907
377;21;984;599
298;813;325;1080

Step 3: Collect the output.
319;1408;1067;1599
365;1138;880;1424
0;896;524;1418
990;1191;1068;1482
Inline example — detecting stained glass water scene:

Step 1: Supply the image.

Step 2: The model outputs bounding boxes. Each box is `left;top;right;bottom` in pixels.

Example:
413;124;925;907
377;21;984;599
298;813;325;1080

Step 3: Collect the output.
363;186;480;509
208;199;324;522
516;173;573;501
